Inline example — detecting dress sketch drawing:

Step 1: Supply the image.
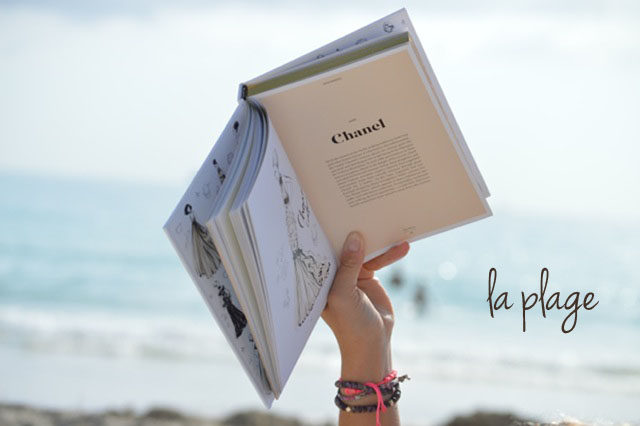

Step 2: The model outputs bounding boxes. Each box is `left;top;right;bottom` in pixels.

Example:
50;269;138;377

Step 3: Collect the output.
185;203;247;339
213;282;248;338
192;217;222;279
272;151;331;326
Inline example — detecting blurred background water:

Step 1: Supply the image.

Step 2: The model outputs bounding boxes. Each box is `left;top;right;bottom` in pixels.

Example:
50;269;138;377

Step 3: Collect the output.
1;172;638;424
1;1;639;424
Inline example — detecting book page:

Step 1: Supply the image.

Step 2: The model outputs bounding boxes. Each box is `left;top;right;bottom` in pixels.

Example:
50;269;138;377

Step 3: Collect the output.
252;44;491;260
244;117;337;388
240;7;489;197
163;103;274;407
207;105;281;396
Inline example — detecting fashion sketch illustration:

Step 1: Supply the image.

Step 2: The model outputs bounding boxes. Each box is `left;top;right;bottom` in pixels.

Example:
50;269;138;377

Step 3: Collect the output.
185;203;222;279
272;151;331;327
184;203;247;338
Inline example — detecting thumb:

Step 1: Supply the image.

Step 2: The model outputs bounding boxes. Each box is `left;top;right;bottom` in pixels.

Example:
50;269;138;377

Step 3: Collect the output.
331;231;365;296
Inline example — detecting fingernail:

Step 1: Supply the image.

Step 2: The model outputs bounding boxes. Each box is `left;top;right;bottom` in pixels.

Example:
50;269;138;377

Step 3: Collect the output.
345;232;362;253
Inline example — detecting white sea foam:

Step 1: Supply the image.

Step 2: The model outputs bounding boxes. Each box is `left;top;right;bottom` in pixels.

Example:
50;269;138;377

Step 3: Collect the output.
1;305;638;398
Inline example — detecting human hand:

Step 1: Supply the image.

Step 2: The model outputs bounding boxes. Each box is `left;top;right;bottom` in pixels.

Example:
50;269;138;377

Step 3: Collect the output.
322;231;410;383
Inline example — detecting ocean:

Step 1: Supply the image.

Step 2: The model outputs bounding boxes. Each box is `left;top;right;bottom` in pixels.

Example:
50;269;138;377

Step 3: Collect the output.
0;172;638;425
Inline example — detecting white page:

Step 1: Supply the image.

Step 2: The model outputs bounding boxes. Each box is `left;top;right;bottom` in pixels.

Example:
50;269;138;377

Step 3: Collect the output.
245;117;337;389
163;103;274;408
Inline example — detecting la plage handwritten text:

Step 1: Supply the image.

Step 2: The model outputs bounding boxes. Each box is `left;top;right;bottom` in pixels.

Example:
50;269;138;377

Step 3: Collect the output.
486;268;599;333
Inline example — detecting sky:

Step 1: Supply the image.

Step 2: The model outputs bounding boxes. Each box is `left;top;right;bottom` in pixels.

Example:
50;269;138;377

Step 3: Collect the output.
1;0;639;221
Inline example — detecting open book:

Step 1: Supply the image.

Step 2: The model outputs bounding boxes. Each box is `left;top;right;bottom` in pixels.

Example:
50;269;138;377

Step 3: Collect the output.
163;8;491;407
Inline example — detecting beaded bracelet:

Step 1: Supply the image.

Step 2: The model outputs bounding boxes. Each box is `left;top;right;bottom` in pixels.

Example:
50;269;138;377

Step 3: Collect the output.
334;371;409;426
334;386;401;413
335;370;399;395
336;372;410;393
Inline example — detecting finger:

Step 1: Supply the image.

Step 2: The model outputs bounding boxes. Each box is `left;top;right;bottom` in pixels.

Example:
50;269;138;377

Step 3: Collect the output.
360;241;410;279
357;278;394;316
329;231;365;298
364;241;410;271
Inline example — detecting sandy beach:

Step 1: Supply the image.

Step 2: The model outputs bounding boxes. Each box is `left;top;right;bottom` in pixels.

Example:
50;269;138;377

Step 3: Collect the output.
1;402;569;426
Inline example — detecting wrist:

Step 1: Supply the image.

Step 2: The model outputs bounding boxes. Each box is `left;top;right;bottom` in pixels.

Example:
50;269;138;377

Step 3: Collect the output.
339;341;392;383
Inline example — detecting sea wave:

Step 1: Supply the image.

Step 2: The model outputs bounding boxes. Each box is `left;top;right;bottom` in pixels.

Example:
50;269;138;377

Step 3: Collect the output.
1;305;638;397
0;306;229;361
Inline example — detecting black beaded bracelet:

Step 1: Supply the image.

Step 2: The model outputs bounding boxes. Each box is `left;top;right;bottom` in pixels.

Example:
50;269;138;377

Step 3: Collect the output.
334;386;402;413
